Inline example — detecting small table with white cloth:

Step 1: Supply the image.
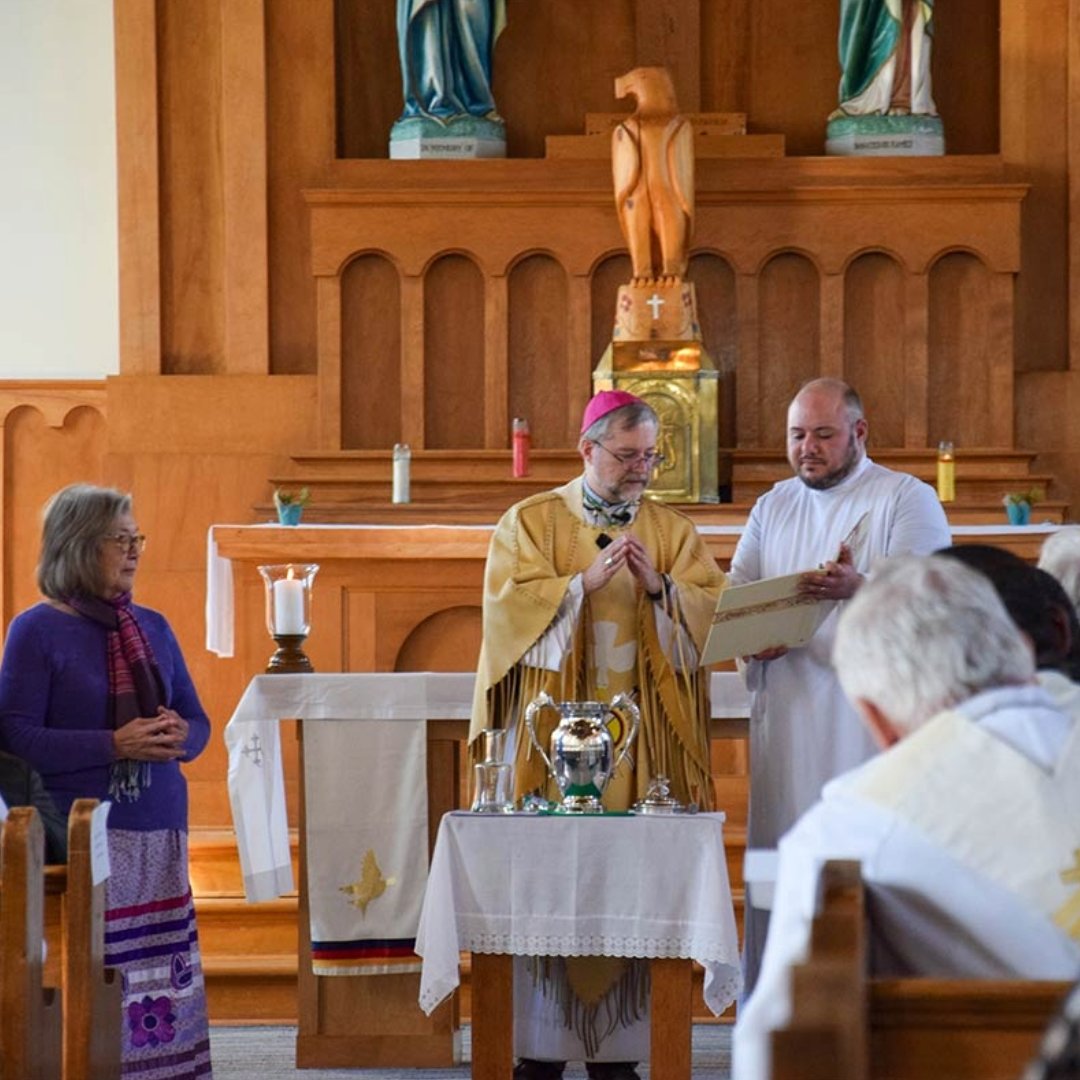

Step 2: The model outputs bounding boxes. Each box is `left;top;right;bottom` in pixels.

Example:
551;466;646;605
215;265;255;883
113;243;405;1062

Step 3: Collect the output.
224;671;749;1069
416;811;742;1080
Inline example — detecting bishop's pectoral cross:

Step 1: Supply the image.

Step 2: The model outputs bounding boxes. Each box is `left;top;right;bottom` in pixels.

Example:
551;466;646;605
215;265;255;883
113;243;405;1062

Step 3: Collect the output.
1055;848;1080;940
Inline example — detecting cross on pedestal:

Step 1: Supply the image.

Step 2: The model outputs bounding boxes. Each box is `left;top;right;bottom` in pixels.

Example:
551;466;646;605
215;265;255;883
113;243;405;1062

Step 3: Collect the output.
242;733;263;767
646;292;665;319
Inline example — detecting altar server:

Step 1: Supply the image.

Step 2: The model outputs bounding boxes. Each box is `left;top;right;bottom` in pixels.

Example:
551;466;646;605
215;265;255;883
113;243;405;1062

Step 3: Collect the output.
729;377;950;989
733;555;1080;1080
472;390;725;1080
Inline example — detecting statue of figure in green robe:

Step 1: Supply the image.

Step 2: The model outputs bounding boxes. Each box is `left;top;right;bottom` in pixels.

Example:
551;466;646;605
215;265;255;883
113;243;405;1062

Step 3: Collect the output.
835;0;937;117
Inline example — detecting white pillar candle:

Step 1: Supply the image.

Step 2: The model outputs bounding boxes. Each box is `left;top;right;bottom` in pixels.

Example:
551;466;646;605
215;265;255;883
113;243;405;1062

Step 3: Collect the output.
392;443;411;504
272;575;306;635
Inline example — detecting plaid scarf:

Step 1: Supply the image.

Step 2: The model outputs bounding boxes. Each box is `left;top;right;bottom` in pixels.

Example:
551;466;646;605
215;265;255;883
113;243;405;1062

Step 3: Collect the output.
67;591;165;802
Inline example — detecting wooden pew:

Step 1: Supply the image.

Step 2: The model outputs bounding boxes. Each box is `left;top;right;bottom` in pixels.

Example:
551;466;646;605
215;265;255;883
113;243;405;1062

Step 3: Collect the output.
61;799;122;1080
1;806;63;1080
771;859;1072;1080
771;859;868;1080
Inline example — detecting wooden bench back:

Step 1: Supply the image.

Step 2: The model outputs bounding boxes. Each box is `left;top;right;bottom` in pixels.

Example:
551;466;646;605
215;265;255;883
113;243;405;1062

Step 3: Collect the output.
770;859;867;1080
62;798;122;1080
771;858;1072;1080
1;806;63;1080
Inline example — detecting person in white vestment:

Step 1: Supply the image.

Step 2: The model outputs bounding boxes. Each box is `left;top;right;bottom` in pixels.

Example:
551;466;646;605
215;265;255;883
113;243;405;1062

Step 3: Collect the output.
1040;526;1080;620
937;543;1080;718
728;378;950;989
733;556;1080;1080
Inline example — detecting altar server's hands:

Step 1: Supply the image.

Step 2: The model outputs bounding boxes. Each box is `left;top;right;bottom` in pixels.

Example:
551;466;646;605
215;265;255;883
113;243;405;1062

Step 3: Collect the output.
798;543;863;602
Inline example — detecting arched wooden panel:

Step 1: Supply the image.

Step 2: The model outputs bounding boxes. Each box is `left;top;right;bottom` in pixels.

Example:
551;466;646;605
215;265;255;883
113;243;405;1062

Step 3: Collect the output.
928;252;995;448
341;255;401;449
509;255;571;448
757;253;820;447
689;252;737;449
590;254;632;377
158;0;225;374
394;606;483;672
5;405;106;626
843;253;905;449
424;255;486;449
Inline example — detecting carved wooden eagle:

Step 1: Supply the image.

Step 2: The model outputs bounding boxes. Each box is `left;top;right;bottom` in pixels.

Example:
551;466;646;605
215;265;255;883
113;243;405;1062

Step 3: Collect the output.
612;67;695;285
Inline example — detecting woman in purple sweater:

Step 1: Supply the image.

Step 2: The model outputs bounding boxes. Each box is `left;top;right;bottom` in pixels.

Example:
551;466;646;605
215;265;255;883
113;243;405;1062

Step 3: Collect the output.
0;483;213;1078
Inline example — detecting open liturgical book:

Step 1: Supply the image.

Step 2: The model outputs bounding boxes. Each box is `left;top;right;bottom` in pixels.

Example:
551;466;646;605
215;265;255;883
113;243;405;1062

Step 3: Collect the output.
702;513;870;665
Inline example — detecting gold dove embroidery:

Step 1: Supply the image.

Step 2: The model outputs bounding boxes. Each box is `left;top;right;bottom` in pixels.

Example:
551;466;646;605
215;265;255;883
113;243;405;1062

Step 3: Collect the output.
339;848;397;916
1054;848;1080;941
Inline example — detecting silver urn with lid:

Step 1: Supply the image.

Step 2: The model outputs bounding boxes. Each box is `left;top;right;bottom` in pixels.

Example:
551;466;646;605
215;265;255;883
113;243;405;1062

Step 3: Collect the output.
524;691;640;813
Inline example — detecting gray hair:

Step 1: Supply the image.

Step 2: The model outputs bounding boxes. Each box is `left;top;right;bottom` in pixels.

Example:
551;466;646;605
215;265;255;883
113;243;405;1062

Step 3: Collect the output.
1038;527;1080;615
37;484;132;600
834;555;1034;734
580;401;659;445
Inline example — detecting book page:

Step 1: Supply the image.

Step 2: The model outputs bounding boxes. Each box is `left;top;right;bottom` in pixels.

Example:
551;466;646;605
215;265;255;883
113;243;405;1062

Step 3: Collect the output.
702;512;870;665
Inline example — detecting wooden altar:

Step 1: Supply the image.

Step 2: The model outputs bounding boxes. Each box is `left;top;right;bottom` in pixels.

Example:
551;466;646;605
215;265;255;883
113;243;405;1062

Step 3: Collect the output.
209;519;1065;683
225;674;474;1067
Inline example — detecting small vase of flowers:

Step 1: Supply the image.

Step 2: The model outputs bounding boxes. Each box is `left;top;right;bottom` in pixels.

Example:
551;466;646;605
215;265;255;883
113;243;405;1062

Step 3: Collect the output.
1002;487;1042;526
273;486;309;526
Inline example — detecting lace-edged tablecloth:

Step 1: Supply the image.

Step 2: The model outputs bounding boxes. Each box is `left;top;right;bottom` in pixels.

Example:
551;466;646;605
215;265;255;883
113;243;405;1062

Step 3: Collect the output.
415;811;742;1017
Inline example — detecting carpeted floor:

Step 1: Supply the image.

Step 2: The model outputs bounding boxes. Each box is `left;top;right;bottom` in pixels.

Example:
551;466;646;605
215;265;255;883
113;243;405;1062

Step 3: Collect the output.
208;1023;733;1078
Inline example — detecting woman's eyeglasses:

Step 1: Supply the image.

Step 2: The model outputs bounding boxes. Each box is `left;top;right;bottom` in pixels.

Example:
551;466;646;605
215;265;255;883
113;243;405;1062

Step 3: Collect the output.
102;533;147;554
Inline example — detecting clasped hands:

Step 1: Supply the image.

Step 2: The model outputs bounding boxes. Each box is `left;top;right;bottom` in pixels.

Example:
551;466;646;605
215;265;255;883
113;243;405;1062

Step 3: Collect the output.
113;706;189;762
747;543;863;662
582;534;662;597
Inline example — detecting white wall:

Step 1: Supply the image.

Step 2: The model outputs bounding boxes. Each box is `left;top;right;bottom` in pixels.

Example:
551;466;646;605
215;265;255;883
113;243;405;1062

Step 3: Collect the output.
0;1;118;379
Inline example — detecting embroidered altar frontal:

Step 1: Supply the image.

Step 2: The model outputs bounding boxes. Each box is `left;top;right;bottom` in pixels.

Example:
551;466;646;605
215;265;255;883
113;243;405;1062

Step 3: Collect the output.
305;717;429;975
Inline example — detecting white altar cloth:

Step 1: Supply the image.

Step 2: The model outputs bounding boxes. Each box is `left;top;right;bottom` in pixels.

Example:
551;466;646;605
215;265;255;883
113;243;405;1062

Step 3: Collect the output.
224;672;474;901
225;672;751;902
415;811;742;1018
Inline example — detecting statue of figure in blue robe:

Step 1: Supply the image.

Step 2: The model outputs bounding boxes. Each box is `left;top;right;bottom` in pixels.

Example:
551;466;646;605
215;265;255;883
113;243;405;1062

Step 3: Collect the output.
396;0;507;125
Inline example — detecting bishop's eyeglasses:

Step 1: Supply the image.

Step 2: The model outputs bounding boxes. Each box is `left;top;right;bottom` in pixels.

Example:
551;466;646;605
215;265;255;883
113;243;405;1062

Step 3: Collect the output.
592;441;666;469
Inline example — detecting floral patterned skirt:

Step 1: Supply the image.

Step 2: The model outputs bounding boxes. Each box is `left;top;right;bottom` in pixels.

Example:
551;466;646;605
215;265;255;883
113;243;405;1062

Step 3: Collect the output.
105;828;213;1078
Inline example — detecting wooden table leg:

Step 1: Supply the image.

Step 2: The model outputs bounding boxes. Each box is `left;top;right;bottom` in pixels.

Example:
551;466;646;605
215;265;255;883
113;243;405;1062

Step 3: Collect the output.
471;952;513;1080
650;958;693;1080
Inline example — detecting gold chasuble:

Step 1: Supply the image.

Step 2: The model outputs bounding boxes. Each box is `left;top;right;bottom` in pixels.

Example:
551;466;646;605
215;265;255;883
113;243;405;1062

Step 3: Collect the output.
471;477;725;811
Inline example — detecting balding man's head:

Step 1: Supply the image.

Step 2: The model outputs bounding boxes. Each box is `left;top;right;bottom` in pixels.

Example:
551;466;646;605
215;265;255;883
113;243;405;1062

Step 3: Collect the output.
786;379;867;490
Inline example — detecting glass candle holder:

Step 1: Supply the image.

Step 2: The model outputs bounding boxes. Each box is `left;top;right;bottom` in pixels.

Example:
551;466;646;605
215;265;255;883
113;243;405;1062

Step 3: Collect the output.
470;728;514;812
936;441;955;503
257;563;319;673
